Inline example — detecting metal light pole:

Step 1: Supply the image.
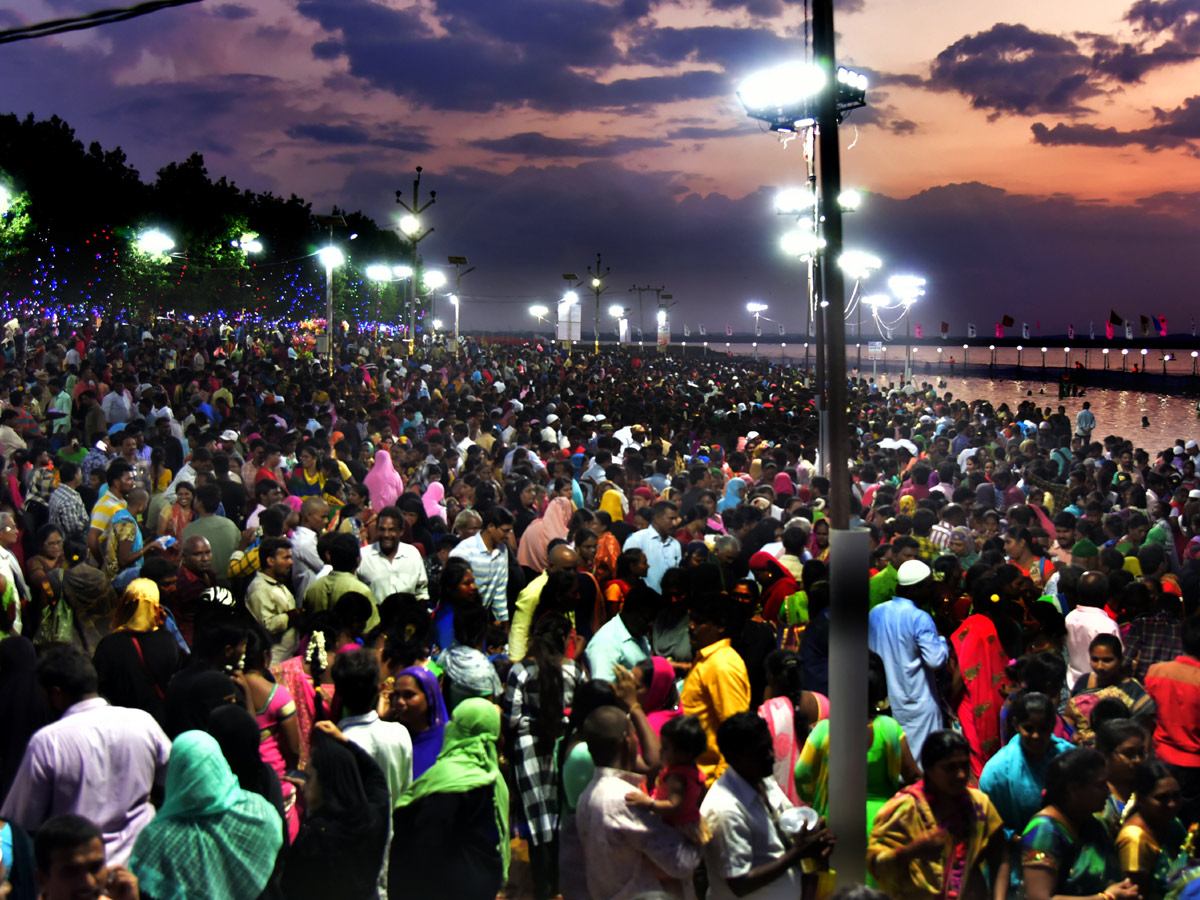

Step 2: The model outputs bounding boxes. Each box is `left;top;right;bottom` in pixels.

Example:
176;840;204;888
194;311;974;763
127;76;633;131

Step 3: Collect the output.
447;255;475;359
314;213;346;372
396;167;435;356
748;302;767;358
587;254;610;354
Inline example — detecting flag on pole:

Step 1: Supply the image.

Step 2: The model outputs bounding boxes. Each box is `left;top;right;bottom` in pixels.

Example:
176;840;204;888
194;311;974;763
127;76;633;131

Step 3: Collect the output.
1140;315;1151;337
1090;321;1095;340
777;324;785;335
1068;322;1075;339
1157;315;1168;337
1106;321;1114;340
967;323;976;338
1125;321;1133;340
914;323;924;339
1109;310;1123;326
940;321;949;337
755;323;762;337
1022;323;1030;340
1001;314;1015;328
995;323;1004;339
725;323;732;337
698;324;706;336
683;324;691;337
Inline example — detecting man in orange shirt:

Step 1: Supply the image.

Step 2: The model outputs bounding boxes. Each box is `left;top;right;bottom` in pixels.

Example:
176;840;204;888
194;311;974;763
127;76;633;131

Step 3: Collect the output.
1145;616;1200;825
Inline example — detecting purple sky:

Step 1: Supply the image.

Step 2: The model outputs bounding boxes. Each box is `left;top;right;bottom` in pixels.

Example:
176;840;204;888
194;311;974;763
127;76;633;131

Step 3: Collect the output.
3;0;1200;336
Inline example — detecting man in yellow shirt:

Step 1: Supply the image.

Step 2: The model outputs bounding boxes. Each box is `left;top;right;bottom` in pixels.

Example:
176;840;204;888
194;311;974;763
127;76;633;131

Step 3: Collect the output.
681;594;751;785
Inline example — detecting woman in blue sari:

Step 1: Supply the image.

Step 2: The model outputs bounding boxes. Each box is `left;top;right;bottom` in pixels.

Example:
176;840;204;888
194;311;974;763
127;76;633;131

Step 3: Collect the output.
388;665;448;779
980;691;1075;836
717;476;746;512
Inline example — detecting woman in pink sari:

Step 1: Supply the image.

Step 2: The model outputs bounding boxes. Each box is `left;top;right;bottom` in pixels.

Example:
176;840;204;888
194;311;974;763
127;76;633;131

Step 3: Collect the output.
516;496;574;574
362;448;404;510
633;656;682;736
758;649;829;804
269;620;337;773
421;481;446;522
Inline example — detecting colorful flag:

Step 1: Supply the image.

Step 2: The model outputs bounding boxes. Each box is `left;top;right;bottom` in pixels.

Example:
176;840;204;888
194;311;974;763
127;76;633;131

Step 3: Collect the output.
940;321;949;336
967;323;977;338
1068;322;1075;339
1001;314;1015;328
995;323;1004;338
725;323;732;337
1106;321;1114;340
1110;310;1123;326
1140;315;1151;337
1022;322;1030;340
914;323;924;339
1157;315;1168;337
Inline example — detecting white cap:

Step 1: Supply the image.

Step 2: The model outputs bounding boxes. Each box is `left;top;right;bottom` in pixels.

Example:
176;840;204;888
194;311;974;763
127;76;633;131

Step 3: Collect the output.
220;430;239;442
897;559;932;587
546;414;559;424
1188;440;1198;451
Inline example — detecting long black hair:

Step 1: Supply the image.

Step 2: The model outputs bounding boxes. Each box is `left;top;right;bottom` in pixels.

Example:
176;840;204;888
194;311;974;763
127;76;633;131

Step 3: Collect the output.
764;649;809;741
529;612;571;751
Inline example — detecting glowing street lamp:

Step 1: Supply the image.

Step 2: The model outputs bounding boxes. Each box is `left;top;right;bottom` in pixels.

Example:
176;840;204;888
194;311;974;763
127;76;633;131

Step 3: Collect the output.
780;229;825;259
839;250;881;368
448;294;459;354
316;245;344;368
775;187;816;214
747;302;768;358
0;184;9;215
422;269;447;290
837;189;862;211
137;230;175;256
889;274;925;382
365;265;392;282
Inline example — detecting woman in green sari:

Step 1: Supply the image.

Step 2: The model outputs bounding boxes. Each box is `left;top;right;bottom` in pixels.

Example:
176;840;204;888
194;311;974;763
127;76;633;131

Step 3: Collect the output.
1117;760;1194;900
1021;747;1139;900
390;697;509;900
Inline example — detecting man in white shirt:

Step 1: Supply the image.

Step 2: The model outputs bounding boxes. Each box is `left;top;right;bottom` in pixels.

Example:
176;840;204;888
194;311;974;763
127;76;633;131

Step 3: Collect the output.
702;712;834;900
576;706;701;900
1065;570;1122;688
623;501;682;593
357;506;429;603
333;648;413;806
290;497;328;601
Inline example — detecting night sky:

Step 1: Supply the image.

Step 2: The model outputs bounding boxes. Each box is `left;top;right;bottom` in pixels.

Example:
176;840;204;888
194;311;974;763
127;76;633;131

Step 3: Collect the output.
3;0;1200;337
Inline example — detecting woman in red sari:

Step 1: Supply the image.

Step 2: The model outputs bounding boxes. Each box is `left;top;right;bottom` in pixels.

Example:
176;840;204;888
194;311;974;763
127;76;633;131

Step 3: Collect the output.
749;551;799;623
951;594;1020;780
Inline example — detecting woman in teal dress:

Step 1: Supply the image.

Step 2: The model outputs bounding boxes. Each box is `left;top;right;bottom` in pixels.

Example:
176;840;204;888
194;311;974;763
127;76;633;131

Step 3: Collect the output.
1021;747;1139;900
795;652;920;831
1117;760;1194;900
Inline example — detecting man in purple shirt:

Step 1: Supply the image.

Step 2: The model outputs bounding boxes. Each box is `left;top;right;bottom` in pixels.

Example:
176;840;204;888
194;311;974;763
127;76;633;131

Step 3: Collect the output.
1;647;171;867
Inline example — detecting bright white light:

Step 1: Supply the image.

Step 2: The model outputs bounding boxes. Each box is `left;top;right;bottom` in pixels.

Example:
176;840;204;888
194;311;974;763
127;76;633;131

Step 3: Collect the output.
431;319;443;330
609;304;624;318
836;67;869;91
399;215;421;236
937;348;942;354
530;305;549;318
989;345;995;351
137;230;175;255
963;344;969;349
863;293;891;308
365;264;392;282
1192;351;1198;358
423;270;447;289
393;265;413;278
775;188;816;214
1122;349;1129;355
1064;347;1071;353
738;62;826;112
780;229;825;258
747;302;768;313
316;246;345;268
449;294;459;306
838;250;881;279
888;274;926;302
562;290;578;304
838;189;862;211
0;185;9;215
1103;348;1110;354
591;277;602;288
1141;348;1148;355
1041;347;1048;353
656;309;667;326
1017;345;1024;351
240;240;262;253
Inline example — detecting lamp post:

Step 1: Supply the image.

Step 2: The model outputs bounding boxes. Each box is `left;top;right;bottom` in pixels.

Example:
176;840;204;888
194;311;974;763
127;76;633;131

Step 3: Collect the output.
839;249;881;370
610;304;629;343
888;275;925;384
1064;346;1071;367
447;255;475;358
587;254;610;354
963;343;969;370
530;304;550;341
316;245;345;372
1041;346;1048;373
1017;345;1024;370
1192;350;1198;377
396;166;436;356
747;302;768;358
1103;347;1110;371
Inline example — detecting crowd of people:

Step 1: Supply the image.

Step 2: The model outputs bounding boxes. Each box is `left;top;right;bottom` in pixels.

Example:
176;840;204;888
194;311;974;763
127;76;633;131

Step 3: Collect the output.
2;318;1200;900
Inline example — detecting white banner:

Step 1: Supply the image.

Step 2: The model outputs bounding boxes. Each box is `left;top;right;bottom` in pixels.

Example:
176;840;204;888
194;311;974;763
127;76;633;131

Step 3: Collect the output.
698;324;707;336
967;323;976;338
777;324;785;335
557;300;581;342
657;316;670;347
683;324;691;337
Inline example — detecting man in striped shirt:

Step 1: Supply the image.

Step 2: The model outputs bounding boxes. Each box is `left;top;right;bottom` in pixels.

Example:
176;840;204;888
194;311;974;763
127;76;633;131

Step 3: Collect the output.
449;506;514;624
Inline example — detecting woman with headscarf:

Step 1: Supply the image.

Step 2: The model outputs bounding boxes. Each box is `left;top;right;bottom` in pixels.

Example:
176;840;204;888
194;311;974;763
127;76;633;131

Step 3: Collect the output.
206;704;287;841
390;698;510;900
772;472;796;502
632;655;682;736
362;449;404;511
92;578;180;724
129;730;283;900
0;637;47;804
386;665;449;780
421;480;446;524
517;496;574;577
283;722;391;900
718;476;747;512
807;514;831;563
749;550;800;623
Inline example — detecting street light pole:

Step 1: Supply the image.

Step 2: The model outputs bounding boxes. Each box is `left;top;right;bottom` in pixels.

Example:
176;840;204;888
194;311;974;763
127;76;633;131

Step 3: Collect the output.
447;255;475;359
587;254;610;354
396;167;436;357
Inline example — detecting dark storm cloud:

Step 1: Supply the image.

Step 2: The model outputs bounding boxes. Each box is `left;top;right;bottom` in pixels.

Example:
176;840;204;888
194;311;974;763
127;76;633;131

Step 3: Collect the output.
468;132;671;158
285;123;434;153
707;0;864;15
1031;95;1200;153
927;23;1101;118
1125;0;1200;48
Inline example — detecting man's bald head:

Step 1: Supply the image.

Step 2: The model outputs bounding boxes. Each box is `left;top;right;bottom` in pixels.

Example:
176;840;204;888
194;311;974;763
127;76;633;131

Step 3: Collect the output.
300;497;329;531
126;488;149;514
1077;570;1109;609
547;544;580;575
181;535;213;573
581;705;633;768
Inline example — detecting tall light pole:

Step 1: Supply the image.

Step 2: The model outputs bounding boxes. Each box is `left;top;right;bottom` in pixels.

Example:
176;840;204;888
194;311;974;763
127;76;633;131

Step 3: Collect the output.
889;274;926;384
447;255;475;358
747;302;768;358
610;304;629;343
530;304;550;338
586;254;610;354
316;245;345;372
421;269;446;351
839;249;881;371
396;167;435;356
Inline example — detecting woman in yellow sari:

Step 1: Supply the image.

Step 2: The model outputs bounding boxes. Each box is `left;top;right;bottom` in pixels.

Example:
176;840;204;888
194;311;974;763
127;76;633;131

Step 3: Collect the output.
869;730;1009;900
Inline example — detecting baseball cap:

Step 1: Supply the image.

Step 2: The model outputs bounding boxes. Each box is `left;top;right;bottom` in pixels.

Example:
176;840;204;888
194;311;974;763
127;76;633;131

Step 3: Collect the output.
220;430;239;442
